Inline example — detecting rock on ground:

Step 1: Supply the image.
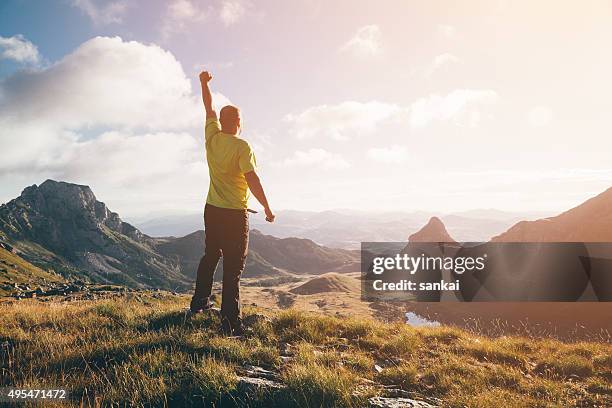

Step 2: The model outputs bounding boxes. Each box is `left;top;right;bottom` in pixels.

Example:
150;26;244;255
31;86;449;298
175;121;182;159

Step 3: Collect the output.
368;396;438;408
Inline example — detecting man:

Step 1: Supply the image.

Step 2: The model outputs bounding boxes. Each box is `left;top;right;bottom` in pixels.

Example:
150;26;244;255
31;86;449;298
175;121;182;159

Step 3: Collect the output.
190;70;275;335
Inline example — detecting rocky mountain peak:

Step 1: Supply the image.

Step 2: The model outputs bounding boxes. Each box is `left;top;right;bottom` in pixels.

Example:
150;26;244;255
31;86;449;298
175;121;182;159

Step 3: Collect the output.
1;180;146;248
409;216;457;243
20;180;98;219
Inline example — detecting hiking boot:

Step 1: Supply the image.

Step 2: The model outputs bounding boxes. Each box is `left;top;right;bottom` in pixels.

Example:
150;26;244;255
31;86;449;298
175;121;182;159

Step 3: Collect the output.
232;323;245;337
220;318;233;336
190;300;216;314
220;318;245;337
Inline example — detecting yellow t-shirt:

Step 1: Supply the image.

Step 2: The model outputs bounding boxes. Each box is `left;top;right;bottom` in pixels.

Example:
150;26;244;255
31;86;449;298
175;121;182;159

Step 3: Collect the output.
204;117;257;209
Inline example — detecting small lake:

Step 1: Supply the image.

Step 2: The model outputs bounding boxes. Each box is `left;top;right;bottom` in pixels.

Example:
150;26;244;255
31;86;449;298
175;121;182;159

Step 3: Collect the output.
403;302;611;341
405;312;440;327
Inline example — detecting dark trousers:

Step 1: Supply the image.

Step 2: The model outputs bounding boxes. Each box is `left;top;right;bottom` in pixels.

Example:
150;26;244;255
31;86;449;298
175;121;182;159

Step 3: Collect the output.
191;203;249;326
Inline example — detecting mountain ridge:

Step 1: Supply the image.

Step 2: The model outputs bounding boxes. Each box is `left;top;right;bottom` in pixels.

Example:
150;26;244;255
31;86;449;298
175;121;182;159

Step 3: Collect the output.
492;187;612;242
0;179;189;289
0;180;358;291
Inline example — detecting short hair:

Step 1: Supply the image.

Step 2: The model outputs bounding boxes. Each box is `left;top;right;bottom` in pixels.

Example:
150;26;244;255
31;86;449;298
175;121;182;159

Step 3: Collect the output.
220;105;240;129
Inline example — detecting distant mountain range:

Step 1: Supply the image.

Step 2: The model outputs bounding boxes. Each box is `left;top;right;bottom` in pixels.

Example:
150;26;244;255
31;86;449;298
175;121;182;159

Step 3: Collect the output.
404;186;612;244
399;187;612;302
2;180;610;294
134;208;544;248
0;180;358;291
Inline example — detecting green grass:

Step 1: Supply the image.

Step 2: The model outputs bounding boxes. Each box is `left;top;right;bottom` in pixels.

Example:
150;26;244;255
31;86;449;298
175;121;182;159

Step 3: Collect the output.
282;362;362;407
0;295;610;407
0;247;65;295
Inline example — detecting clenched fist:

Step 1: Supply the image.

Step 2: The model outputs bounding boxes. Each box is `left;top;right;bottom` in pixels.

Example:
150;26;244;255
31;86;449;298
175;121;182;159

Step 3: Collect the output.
265;207;275;223
199;71;213;84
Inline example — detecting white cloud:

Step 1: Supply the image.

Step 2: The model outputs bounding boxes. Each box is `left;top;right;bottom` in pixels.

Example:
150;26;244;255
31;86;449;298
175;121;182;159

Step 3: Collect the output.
433;53;460;68
169;0;206;21
437;24;456;38
1;36;201;131
162;0;248;37
367;146;409;164
285;101;401;140
0;35;41;64
427;53;461;76
340;25;382;58
57;131;202;184
162;0;209;38
409;89;498;128
71;0;127;25
219;0;248;26
0;36;226;201
284;90;498;141
528;106;553;127
278;148;350;170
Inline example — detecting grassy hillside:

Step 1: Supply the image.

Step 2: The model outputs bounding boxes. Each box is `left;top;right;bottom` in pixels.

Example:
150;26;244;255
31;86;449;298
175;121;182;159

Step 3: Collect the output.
155;230;282;279
0;295;610;407
0;248;65;296
249;230;359;273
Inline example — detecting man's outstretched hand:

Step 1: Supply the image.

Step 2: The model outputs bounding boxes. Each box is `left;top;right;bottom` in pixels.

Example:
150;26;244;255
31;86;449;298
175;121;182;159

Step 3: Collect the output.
199;71;213;84
200;71;215;117
265;207;276;223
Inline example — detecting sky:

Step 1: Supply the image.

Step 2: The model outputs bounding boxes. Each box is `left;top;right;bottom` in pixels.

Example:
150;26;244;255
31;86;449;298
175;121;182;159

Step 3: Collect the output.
1;0;612;218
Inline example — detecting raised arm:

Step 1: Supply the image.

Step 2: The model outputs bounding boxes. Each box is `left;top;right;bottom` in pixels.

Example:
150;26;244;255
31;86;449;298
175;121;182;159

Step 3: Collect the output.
199;71;216;119
244;171;275;223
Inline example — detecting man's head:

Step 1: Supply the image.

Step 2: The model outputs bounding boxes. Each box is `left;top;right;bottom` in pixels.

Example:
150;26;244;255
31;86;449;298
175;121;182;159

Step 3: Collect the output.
220;105;241;134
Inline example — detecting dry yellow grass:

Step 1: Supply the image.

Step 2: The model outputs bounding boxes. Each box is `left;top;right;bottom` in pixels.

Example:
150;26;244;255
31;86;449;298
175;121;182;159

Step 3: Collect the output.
0;294;610;407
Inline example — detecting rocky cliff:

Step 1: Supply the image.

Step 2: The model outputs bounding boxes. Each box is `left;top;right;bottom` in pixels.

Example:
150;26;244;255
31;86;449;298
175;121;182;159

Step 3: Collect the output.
0;180;189;289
